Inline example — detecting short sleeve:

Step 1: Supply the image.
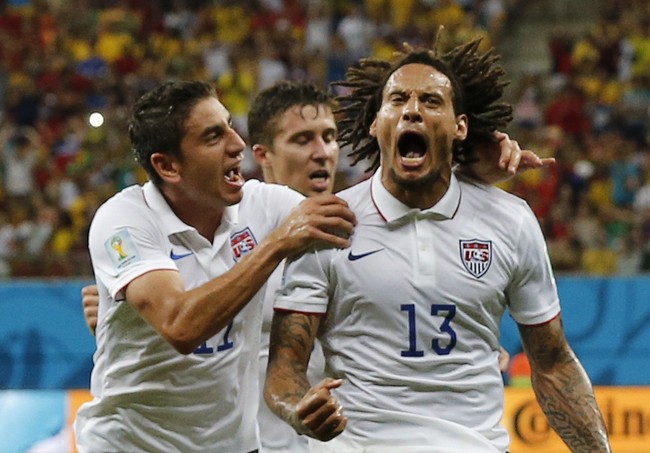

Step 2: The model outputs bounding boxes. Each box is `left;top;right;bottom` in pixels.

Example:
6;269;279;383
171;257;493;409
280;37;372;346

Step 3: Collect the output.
88;202;177;300
274;247;332;314
505;205;561;325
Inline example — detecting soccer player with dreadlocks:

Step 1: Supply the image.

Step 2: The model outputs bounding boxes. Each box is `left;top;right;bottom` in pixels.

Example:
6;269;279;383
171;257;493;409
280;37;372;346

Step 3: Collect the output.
264;37;611;452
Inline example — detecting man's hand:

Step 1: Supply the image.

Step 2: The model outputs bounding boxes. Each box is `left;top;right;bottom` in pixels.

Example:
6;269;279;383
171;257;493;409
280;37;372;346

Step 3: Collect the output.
458;131;555;185
81;284;99;336
269;194;356;258
498;346;510;373
294;378;347;441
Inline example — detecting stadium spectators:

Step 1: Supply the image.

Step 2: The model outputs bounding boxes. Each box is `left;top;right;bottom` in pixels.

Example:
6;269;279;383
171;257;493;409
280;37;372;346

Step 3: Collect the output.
2;0;650;277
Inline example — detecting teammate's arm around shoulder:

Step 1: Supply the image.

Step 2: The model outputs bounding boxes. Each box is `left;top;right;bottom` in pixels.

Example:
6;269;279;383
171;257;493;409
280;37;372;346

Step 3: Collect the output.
455;131;555;184
518;315;612;452
264;310;347;441
264;194;356;260
125;194;355;355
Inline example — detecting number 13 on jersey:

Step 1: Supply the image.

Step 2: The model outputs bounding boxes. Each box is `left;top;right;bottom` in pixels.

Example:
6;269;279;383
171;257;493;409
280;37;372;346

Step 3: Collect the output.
400;304;457;357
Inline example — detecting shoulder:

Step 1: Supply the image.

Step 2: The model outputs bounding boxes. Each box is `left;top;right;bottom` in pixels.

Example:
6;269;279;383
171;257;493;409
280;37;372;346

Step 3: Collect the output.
89;185;159;242
457;177;539;233
335;177;372;212
92;185;147;222
459;177;532;213
242;179;304;207
239;179;304;229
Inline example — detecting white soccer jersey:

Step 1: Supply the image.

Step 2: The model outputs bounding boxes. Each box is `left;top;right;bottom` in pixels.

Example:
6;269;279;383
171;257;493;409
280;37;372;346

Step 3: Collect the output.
275;170;561;453
74;179;303;453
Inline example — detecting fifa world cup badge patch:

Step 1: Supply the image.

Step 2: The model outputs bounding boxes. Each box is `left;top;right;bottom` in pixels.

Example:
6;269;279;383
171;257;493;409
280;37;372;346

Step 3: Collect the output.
459;239;492;278
105;228;141;270
231;227;257;261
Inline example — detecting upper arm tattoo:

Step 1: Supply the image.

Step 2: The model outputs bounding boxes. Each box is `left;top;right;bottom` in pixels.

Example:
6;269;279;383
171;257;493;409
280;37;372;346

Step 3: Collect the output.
518;315;575;372
269;311;319;372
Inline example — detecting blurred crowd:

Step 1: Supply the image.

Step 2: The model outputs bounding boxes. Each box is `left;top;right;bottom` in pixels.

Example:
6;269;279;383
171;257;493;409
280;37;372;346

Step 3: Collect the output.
503;0;650;275
0;0;649;278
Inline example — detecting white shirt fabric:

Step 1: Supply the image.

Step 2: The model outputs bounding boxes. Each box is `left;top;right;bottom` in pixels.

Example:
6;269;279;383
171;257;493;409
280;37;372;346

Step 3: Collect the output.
275;169;561;453
74;179;303;453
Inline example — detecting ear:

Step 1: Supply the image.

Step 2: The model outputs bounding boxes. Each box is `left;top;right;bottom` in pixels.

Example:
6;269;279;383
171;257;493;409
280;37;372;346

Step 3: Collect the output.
455;114;468;141
369;118;378;137
252;144;272;168
150;152;181;184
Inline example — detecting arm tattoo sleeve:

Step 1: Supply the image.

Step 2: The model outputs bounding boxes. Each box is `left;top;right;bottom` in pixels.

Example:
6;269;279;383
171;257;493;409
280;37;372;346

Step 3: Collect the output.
519;315;612;452
264;311;320;434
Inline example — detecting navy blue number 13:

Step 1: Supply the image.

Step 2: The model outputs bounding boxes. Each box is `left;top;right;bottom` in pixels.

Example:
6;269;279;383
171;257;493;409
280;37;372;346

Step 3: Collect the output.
400;304;457;357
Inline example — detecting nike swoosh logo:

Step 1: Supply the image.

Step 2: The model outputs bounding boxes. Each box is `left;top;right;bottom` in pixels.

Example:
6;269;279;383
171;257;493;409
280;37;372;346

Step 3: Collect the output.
347;248;384;261
170;250;193;260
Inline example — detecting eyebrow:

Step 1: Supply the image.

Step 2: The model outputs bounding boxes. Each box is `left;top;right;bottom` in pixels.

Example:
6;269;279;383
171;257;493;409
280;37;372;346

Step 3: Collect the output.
289;126;337;139
387;88;407;96
199;117;231;139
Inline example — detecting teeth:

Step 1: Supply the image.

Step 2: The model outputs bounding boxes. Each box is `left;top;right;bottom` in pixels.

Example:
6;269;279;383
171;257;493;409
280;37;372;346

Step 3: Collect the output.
225;169;237;181
402;156;425;163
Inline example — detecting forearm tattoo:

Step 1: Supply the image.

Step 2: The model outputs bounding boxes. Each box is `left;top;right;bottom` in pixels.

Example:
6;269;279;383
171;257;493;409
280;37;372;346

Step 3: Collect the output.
266;312;319;433
520;317;611;452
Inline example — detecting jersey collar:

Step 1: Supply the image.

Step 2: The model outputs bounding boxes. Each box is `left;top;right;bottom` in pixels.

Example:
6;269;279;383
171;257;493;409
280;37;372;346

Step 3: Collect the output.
142;181;237;236
370;168;461;223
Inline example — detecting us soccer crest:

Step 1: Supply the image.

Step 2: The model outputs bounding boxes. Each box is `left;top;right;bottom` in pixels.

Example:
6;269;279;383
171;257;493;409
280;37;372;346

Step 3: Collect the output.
231;227;257;261
459;239;492;278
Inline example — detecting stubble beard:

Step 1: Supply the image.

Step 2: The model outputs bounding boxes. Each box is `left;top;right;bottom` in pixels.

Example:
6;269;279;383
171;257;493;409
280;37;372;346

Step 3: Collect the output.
388;166;441;190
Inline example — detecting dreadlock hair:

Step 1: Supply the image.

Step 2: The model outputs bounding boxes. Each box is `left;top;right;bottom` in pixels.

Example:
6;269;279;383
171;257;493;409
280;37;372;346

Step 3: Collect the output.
248;81;337;148
333;36;513;172
129;80;217;187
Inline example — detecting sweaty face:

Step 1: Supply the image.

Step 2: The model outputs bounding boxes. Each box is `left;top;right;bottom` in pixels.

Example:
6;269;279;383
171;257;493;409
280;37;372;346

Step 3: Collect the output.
370;63;467;206
266;104;339;197
178;97;246;207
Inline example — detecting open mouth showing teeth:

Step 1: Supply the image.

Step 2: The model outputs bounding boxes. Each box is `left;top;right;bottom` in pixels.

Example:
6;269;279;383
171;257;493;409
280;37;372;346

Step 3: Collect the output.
310;170;330;183
225;167;242;182
398;132;427;160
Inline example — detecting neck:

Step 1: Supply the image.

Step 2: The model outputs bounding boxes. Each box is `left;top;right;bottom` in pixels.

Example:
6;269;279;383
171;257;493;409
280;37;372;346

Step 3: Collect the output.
383;169;451;210
160;186;225;241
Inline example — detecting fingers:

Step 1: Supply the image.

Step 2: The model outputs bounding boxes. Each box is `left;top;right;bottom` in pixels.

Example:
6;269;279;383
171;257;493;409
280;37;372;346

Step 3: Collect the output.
518;151;556;170
309;404;347;441
81;284;99;335
81;284;99;297
301;195;357;225
495;132;522;174
494;131;556;175
498;346;510;373
281;196;357;253
297;379;347;441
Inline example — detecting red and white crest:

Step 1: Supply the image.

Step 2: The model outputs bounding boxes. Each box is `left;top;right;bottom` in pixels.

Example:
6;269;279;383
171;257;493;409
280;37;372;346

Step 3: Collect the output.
231;227;258;261
459;239;492;278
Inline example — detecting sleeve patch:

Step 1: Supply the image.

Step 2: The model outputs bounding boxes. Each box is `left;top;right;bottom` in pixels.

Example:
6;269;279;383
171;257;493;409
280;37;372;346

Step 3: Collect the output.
105;228;141;270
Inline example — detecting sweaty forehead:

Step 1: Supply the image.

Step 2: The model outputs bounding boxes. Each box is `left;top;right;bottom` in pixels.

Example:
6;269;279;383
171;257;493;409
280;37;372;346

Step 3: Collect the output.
185;97;229;129
287;103;333;120
276;103;335;130
384;63;453;95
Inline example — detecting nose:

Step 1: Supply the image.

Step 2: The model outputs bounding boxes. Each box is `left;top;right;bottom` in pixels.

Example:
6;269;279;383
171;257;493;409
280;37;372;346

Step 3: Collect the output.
402;96;422;123
311;136;335;161
226;127;246;155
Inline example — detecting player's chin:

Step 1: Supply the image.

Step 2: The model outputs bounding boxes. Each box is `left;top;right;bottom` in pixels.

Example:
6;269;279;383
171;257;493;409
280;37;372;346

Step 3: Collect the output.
220;187;244;205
